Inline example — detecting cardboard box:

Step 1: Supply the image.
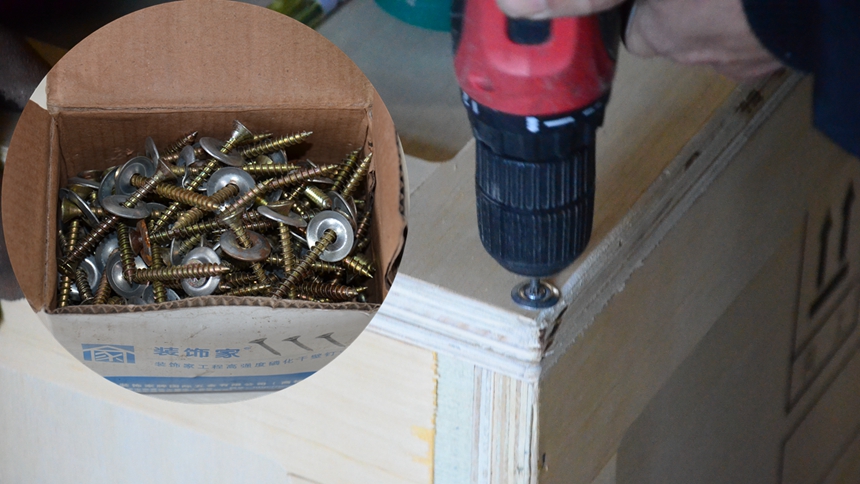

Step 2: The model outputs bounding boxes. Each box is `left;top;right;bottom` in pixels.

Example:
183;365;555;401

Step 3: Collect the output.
2;0;407;393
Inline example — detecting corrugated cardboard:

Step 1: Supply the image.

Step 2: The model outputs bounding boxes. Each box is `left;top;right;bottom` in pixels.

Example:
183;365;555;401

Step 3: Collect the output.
2;0;407;393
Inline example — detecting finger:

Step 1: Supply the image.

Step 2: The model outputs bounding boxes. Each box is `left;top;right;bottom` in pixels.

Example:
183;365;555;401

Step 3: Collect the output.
623;1;659;57
496;0;625;20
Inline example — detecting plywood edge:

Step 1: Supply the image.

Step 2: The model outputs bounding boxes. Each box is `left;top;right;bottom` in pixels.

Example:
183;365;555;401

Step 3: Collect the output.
370;274;543;381
538;71;805;370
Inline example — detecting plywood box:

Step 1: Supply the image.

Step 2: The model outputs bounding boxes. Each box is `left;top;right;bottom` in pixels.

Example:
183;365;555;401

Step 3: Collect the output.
1;1;407;392
2;26;858;484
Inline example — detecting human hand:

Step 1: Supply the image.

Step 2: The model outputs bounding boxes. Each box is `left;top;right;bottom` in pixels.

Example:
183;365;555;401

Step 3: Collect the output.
494;0;784;81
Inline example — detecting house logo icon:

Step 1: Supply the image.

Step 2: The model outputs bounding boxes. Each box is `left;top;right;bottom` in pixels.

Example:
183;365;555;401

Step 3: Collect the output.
82;344;136;364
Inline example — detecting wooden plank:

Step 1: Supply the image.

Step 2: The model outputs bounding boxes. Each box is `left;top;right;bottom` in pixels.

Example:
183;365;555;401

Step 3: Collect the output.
537;78;859;483
0;298;437;484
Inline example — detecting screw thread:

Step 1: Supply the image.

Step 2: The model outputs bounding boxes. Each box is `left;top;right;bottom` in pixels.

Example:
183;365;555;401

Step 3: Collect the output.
163;131;198;156
58;276;73;308
244;219;276;233
243;163;301;177
130;174;220;211
332;150;360;192
285;183;306;202
298;282;364;301
124;169;169;208
268;164;339;191
240;131;312;159
61;214;120;275
235;132;274;147
92;271;111;305
176;234;203;261
242;209;264;224
223;215;252;248
133;263;230;283
106;296;126;305
116;223;137;283
222;271;258;287
353;253;375;272
341;152;372;199
149;237;168;303
271;229;336;298
152;159;220;232
75;268;95;304
65;219;81;254
161;146;205;164
226;282;272;297
58;221;80;298
153;217;221;245
172;183;240;230
279;224;295;275
250;262;271;285
353;208;373;253
340;255;373;278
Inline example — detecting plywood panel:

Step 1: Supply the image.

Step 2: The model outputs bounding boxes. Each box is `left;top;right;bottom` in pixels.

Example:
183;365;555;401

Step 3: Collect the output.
0;298;437;484
537;78;858;484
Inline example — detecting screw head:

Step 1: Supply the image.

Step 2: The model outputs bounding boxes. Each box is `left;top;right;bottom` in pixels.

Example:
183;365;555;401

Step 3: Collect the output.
106;252;147;299
115;156;156;196
219;229;272;262
207;167;255;199
257;205;307;228
101;194;152;220
306;210;354;262
180;246;222;297
511;279;560;310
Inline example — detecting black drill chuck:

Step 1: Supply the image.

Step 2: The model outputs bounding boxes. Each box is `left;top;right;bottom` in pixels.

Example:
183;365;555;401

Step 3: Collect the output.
465;95;607;277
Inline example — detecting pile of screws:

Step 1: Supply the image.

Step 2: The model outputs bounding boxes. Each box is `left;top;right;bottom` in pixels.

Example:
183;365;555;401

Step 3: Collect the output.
56;121;376;307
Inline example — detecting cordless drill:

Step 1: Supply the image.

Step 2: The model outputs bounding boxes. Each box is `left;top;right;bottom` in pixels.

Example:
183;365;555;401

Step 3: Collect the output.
452;0;623;308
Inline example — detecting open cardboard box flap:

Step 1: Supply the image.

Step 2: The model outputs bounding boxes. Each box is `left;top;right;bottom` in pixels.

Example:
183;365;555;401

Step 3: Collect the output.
3;0;406;313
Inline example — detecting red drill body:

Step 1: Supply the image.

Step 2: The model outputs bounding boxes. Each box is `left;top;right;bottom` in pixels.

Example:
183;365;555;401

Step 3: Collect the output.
453;0;622;287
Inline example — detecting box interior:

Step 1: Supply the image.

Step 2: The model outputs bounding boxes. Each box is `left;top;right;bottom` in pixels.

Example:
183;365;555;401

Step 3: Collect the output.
2;0;406;314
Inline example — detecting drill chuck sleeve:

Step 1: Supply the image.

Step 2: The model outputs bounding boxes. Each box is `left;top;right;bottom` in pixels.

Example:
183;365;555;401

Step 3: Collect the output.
468;97;602;277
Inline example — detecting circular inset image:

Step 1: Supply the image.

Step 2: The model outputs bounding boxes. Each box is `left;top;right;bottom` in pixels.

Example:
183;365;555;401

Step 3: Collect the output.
2;1;407;402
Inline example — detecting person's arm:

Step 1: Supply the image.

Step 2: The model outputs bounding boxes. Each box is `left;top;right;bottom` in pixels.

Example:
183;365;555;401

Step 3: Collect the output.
743;1;860;157
495;0;860;158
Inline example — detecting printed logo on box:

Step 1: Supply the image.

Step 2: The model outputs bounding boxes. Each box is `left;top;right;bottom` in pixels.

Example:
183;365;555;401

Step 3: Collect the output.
82;344;136;364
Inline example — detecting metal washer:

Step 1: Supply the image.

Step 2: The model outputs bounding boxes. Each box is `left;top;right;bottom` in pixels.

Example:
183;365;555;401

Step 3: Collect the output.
306;210;354;262
180;247;222;297
511;279;560;310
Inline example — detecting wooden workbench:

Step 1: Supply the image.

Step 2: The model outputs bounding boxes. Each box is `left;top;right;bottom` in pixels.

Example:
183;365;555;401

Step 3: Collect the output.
3;1;860;483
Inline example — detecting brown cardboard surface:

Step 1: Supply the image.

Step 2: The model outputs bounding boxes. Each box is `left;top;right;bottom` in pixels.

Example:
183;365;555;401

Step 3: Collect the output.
3;0;405;314
2;101;56;311
370;89;407;288
46;0;373;113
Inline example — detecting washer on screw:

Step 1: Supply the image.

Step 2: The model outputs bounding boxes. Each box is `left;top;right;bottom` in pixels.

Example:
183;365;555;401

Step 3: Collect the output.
180;246;223;297
306;210;354;262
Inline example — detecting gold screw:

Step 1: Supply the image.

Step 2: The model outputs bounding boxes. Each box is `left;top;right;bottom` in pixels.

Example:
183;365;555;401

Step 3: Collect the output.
298;282;365;301
226;282;272;297
130;174;221;211
341;152;372;199
162;131;199;156
239;131;313;159
332;150;360;192
271;229;337;298
57;219;81;308
133;263;231;283
75;268;95;304
92;270;111;305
